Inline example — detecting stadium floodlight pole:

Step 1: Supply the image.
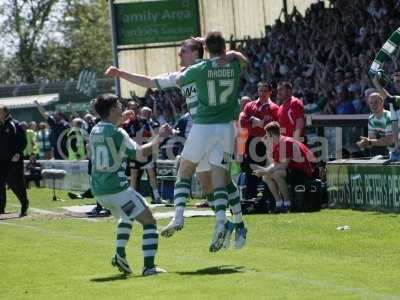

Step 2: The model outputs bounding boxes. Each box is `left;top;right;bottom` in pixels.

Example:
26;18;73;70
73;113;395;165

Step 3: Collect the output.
108;0;121;97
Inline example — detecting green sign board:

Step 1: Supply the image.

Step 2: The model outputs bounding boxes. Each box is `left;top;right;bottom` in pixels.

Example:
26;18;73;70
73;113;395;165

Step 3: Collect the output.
115;0;200;45
327;163;400;212
56;102;91;113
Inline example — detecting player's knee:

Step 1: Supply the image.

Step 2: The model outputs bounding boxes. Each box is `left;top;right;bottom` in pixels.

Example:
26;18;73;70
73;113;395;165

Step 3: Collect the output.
263;172;273;180
272;170;285;181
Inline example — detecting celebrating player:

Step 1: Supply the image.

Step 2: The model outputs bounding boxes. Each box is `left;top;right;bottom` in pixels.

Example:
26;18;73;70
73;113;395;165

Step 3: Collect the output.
90;94;171;276
105;35;248;251
162;31;247;251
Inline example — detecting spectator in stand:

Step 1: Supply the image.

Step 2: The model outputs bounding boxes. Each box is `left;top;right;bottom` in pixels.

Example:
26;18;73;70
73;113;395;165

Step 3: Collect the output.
277;82;304;140
83;113;96;134
335;89;356;115
37;122;51;159
127;101;140;115
239;81;279;200
29;121;38;132
253;121;316;212
35;101;70;159
356;92;395;156
234;1;400;115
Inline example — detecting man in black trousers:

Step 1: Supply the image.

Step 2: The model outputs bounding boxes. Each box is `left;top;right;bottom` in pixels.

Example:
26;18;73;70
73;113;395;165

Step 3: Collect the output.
0;105;29;217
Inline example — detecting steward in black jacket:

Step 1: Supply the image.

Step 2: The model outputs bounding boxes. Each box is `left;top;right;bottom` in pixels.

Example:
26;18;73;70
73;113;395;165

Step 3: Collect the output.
0;105;29;217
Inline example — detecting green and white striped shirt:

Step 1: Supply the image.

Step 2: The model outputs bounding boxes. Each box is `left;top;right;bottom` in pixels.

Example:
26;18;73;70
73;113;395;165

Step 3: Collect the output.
370;27;400;74
153;60;203;119
368;110;394;151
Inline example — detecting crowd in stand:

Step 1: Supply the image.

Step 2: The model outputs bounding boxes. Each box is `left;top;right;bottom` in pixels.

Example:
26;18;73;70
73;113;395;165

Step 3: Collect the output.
13;0;400;163
237;0;400;114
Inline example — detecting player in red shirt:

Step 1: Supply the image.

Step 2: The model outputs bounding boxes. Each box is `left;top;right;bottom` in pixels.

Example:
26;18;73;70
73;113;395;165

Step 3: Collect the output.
239;81;279;199
277;82;305;140
253;122;316;211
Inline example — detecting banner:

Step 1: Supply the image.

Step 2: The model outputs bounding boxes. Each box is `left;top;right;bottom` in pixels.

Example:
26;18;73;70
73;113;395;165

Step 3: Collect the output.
55;102;91;113
327;163;400;211
115;0;200;45
77;69;97;97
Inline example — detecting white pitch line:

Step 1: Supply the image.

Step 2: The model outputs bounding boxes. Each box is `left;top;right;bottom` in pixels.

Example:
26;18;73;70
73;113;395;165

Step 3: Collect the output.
245;271;400;300
0;221;103;244
9;204;99;222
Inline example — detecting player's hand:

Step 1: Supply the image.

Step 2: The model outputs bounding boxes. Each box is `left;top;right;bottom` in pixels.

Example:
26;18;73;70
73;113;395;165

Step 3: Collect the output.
357;137;369;149
105;66;120;77
252;165;267;177
190;36;205;45
171;129;180;135
11;153;20;162
225;51;241;62
251;117;264;128
158;124;173;138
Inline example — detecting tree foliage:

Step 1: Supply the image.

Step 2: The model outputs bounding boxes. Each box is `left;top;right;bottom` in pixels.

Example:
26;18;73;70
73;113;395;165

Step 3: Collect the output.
0;0;113;84
1;0;59;83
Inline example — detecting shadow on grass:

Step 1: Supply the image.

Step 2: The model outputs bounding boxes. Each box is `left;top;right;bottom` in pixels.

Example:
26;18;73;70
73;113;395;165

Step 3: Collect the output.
177;265;254;276
90;274;135;282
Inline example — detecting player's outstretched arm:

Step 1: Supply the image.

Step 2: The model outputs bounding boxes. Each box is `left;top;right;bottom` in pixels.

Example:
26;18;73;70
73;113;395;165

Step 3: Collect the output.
34;100;49;119
105;66;157;89
225;50;249;68
372;74;390;100
137;124;172;157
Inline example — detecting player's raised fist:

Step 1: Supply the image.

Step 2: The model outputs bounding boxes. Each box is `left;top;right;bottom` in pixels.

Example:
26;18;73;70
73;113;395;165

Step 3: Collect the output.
159;124;173;138
105;66;120;77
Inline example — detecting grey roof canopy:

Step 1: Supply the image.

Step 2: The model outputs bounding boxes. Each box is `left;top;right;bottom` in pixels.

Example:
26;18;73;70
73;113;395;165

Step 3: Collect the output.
0;94;59;109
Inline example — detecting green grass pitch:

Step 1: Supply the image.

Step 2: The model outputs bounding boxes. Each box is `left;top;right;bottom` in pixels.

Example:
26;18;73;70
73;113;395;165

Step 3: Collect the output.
1;188;400;300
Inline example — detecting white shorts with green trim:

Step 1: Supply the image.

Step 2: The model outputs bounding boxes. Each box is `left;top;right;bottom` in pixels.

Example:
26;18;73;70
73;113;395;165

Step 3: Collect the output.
96;187;148;221
182;122;235;170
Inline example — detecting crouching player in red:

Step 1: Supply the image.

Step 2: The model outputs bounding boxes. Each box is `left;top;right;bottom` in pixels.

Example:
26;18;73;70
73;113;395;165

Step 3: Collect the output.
90;94;172;276
253;122;316;210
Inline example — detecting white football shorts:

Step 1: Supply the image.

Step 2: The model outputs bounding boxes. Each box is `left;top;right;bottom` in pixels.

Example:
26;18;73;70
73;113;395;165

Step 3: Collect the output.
181;122;235;170
96;187;148;221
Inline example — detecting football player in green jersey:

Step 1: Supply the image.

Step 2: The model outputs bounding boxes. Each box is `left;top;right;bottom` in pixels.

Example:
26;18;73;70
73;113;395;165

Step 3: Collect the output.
90;94;171;276
105;37;248;251
164;31;247;252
